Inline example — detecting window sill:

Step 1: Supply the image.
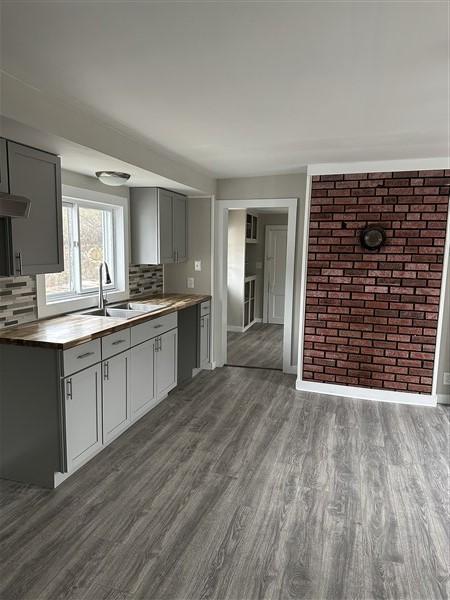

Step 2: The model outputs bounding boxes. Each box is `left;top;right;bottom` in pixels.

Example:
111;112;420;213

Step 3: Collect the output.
36;277;129;319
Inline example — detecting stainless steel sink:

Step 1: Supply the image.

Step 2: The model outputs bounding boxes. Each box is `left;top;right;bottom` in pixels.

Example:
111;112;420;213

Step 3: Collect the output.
81;302;168;319
81;307;144;319
113;302;167;313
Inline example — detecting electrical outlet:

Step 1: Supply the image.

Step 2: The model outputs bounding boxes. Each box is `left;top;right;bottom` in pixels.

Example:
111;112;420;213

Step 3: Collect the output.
444;372;450;386
194;260;202;272
187;277;195;289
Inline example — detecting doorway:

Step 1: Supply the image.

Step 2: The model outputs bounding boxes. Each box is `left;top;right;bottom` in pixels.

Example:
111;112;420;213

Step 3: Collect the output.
214;198;297;374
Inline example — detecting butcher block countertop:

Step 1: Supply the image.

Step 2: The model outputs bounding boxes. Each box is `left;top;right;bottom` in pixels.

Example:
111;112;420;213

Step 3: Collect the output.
0;293;210;350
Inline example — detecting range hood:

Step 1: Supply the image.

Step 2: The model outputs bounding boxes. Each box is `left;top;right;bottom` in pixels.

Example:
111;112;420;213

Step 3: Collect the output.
0;193;31;218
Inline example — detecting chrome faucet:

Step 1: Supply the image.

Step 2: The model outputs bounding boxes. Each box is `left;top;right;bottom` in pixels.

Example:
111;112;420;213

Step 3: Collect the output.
98;262;111;310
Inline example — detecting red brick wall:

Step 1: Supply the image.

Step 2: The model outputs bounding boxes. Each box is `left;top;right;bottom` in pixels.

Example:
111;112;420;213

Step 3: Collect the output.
303;169;450;394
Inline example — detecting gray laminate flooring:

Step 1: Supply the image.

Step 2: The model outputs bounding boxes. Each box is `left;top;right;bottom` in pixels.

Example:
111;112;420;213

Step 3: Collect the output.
227;323;283;370
0;367;449;600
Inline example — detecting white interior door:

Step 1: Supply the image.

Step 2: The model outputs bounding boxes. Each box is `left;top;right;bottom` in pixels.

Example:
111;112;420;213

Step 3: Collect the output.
264;226;287;324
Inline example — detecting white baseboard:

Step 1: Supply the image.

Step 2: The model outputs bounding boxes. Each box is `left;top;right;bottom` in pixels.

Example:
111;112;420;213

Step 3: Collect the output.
437;393;450;405
295;379;436;407
284;365;297;375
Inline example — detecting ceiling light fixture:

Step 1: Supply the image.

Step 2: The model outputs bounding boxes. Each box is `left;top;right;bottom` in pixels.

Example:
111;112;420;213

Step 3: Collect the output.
95;171;131;186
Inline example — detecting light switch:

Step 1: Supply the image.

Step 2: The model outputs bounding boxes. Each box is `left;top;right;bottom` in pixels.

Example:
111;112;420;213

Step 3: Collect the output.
187;277;195;289
256;261;263;270
194;260;202;271
444;372;450;385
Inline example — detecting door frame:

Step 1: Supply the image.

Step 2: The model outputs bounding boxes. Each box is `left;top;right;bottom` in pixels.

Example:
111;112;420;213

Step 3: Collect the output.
263;225;288;324
214;198;297;373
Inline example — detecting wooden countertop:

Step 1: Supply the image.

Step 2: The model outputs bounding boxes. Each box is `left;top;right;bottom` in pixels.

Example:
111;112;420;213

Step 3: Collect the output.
0;293;211;350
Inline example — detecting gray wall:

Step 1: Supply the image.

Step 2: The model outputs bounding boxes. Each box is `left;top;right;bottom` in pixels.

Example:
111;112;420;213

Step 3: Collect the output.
217;173;308;366
165;197;212;295
437;259;450;401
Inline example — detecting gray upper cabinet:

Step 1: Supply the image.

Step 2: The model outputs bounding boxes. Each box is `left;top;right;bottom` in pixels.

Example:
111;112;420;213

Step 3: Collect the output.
173;192;187;262
159;188;174;263
130;187;187;265
0;138;8;193
0;139;63;276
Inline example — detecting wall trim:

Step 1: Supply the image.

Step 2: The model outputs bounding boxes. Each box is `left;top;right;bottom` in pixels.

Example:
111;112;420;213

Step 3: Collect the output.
295;380;436;407
296;175;312;385
432;198;450;395
214;197;298;374
307;157;449;176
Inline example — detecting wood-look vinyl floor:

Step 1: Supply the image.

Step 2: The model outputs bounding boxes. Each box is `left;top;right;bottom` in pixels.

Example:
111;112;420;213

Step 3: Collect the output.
227;323;283;370
0;367;449;600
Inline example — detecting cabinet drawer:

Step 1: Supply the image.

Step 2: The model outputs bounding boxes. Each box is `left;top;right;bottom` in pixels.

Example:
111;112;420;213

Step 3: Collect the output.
200;300;210;316
102;329;131;360
63;339;101;376
131;312;177;346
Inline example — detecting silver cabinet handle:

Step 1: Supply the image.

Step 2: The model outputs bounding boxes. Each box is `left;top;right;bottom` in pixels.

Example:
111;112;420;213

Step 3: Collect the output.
200;317;204;328
103;361;109;380
77;351;95;360
112;339;126;346
154;338;158;353
15;251;23;275
66;378;72;400
154;324;163;329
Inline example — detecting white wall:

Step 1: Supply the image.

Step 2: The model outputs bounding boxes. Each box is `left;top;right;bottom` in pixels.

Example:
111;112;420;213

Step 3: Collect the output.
164;197;213;295
217;173;307;364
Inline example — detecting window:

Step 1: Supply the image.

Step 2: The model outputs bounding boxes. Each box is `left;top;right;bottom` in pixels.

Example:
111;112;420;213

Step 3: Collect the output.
37;185;128;318
45;199;118;301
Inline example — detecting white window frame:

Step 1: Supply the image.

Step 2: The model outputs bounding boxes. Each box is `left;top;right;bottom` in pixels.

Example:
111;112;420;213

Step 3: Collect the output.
37;185;129;318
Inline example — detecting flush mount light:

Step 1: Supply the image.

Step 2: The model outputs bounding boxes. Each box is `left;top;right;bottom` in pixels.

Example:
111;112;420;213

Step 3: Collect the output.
360;224;387;251
95;171;131;186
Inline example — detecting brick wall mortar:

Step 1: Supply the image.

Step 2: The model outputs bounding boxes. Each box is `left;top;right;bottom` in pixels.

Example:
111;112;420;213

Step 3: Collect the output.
303;169;450;394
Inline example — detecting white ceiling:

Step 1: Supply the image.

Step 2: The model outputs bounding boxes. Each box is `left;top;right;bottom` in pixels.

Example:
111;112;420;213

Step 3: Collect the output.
2;1;448;178
1;117;204;195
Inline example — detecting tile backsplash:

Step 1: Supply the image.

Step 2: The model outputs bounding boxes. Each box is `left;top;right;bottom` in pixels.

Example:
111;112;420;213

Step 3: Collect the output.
0;264;164;328
129;264;164;296
0;276;37;328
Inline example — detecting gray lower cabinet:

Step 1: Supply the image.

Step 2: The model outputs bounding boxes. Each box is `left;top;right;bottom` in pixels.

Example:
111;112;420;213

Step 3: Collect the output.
200;313;211;368
0;138;8;193
130;339;156;421
130;187;187;265
103;351;131;444
0;314;180;488
0;140;63;276
64;364;103;472
155;329;178;398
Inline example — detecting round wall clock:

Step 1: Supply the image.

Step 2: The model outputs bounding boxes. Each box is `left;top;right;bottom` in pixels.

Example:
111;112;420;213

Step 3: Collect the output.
360;225;386;251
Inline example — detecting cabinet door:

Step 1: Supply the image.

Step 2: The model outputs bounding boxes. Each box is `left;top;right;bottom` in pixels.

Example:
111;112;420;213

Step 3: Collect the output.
130;339;156;421
200;314;210;368
64;365;102;472
103;351;130;444
173;193;187;263
0;138;8;193
158;189;174;263
8;141;63;275
155;329;177;399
